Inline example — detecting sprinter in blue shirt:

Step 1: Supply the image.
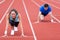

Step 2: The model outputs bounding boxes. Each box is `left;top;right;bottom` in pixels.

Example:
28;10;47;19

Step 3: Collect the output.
37;4;60;23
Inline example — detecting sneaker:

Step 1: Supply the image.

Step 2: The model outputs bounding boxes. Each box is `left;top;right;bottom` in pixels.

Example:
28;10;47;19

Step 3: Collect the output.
4;30;7;35
14;27;18;31
11;30;14;35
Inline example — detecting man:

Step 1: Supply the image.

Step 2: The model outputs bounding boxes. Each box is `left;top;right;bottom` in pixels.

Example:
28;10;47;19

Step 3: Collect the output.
36;4;60;23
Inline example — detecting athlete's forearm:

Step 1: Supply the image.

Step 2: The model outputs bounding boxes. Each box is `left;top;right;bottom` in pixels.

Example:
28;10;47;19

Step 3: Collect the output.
49;12;60;23
6;14;10;26
18;13;23;30
38;11;41;21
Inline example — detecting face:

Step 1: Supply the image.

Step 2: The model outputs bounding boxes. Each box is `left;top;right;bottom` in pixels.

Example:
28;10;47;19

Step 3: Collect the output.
11;11;16;18
44;7;48;10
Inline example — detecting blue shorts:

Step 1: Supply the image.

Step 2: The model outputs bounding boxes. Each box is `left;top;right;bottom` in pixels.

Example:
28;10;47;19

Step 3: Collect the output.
41;12;48;16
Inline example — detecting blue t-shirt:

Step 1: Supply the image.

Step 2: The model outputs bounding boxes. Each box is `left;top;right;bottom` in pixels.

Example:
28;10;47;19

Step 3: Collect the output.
40;5;51;16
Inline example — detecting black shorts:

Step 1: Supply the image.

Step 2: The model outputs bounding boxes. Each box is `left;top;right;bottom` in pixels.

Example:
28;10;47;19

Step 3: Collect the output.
9;20;19;27
41;12;48;16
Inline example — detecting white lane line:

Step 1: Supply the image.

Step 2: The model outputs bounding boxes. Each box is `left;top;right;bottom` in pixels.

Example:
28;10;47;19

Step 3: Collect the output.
51;0;60;4
40;0;60;10
18;13;33;37
0;0;14;23
40;0;60;16
1;35;33;38
22;0;37;40
31;0;60;16
31;0;60;10
31;0;60;23
1;36;22;38
41;0;60;23
0;0;5;4
2;0;14;36
31;0;40;7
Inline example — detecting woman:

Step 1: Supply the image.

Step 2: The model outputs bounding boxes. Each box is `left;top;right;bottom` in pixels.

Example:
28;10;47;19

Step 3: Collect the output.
6;9;22;35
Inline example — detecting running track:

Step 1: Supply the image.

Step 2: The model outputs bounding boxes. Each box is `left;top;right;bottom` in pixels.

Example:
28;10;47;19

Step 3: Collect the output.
0;0;60;40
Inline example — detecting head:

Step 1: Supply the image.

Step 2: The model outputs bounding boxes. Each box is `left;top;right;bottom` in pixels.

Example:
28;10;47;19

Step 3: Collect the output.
10;9;18;18
44;4;49;10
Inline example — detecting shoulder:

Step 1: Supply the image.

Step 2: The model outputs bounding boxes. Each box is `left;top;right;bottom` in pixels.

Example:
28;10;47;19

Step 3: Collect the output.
39;5;44;11
40;5;44;9
40;5;44;10
48;6;51;9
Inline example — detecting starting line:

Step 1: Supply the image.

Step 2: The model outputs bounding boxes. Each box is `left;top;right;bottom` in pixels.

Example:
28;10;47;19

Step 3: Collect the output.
0;35;33;38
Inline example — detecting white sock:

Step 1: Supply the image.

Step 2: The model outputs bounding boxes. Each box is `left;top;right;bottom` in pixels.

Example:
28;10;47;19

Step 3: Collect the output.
11;30;14;35
40;15;44;20
4;30;7;35
14;27;18;31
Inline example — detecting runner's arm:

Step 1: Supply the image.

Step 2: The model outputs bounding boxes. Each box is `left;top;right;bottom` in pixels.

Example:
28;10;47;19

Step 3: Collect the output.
49;12;60;23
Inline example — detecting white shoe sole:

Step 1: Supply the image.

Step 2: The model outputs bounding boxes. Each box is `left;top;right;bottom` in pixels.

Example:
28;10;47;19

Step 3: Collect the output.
14;27;18;31
11;30;14;35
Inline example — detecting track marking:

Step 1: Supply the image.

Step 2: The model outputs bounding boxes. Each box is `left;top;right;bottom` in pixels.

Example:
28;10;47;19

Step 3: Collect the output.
1;0;33;38
0;0;5;4
31;0;60;23
51;0;60;4
1;0;14;36
40;0;60;16
18;13;33;37
1;36;22;38
0;0;14;23
31;0;60;16
22;0;37;40
1;35;33;38
40;0;60;10
31;0;40;7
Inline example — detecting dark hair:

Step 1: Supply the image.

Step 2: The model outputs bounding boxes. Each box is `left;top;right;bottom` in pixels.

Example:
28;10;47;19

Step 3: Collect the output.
44;4;49;7
9;9;18;15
